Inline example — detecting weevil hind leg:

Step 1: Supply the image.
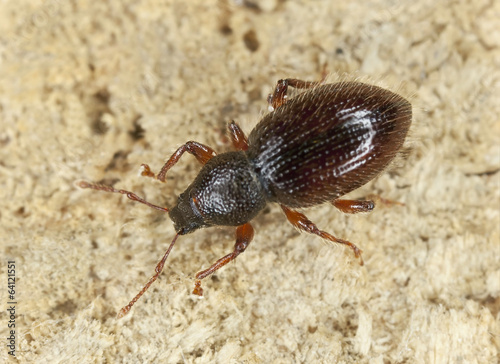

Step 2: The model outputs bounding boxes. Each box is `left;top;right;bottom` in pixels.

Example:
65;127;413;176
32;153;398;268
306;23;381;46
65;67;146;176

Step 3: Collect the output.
267;73;328;110
365;194;405;207
332;199;375;214
333;196;404;214
141;141;217;182
280;205;364;266
192;223;254;296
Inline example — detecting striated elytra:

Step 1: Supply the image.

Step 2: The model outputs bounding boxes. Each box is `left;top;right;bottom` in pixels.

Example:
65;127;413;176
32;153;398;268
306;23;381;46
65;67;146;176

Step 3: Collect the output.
79;78;412;317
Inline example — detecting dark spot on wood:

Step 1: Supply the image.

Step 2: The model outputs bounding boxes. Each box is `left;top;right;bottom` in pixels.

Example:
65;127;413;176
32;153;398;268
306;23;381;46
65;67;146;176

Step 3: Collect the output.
129;116;145;141
105;150;130;172
220;24;232;35
243;30;259;52
89;89;112;135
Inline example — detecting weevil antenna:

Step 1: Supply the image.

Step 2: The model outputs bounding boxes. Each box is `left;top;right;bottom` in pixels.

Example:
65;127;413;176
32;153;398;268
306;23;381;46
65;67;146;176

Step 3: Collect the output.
77;181;170;213
117;233;180;318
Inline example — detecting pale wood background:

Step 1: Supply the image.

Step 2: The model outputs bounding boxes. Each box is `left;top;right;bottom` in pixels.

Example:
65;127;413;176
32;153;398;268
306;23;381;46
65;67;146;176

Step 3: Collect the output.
0;0;498;363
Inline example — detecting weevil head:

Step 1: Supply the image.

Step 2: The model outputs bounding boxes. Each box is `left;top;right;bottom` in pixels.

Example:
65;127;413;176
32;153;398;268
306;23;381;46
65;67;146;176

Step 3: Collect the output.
168;151;267;235
168;189;207;235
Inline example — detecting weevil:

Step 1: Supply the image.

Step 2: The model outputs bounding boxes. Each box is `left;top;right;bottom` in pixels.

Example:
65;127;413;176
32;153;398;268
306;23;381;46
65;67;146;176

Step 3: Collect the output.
79;78;412;317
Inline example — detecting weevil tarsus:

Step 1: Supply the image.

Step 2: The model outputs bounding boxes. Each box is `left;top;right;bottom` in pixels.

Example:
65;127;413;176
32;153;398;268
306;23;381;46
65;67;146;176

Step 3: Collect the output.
141;141;217;182
193;222;255;296
267;75;327;110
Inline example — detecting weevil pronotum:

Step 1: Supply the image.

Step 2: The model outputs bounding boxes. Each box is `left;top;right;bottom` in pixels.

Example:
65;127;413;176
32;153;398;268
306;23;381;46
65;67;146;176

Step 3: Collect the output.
79;78;412;317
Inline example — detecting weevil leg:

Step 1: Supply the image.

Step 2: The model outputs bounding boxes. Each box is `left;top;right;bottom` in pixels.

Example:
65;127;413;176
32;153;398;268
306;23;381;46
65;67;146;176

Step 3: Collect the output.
192;223;254;296
141;141;217;182
280;205;364;266
267;74;328;110
77;181;169;213
365;194;405;207
333;199;375;214
228;120;249;151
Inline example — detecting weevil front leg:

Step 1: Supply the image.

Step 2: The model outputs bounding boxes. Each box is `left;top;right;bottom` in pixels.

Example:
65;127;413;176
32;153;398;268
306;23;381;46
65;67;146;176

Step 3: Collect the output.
193;223;254;296
281;205;364;266
141;141;217;182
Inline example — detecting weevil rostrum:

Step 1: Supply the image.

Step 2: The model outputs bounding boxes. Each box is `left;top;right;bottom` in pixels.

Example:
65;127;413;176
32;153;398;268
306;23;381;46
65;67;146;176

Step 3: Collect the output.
79;78;412;317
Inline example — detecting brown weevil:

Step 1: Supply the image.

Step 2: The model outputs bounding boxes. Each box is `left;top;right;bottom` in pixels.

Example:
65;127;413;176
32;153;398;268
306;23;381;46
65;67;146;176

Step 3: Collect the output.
79;78;412;317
